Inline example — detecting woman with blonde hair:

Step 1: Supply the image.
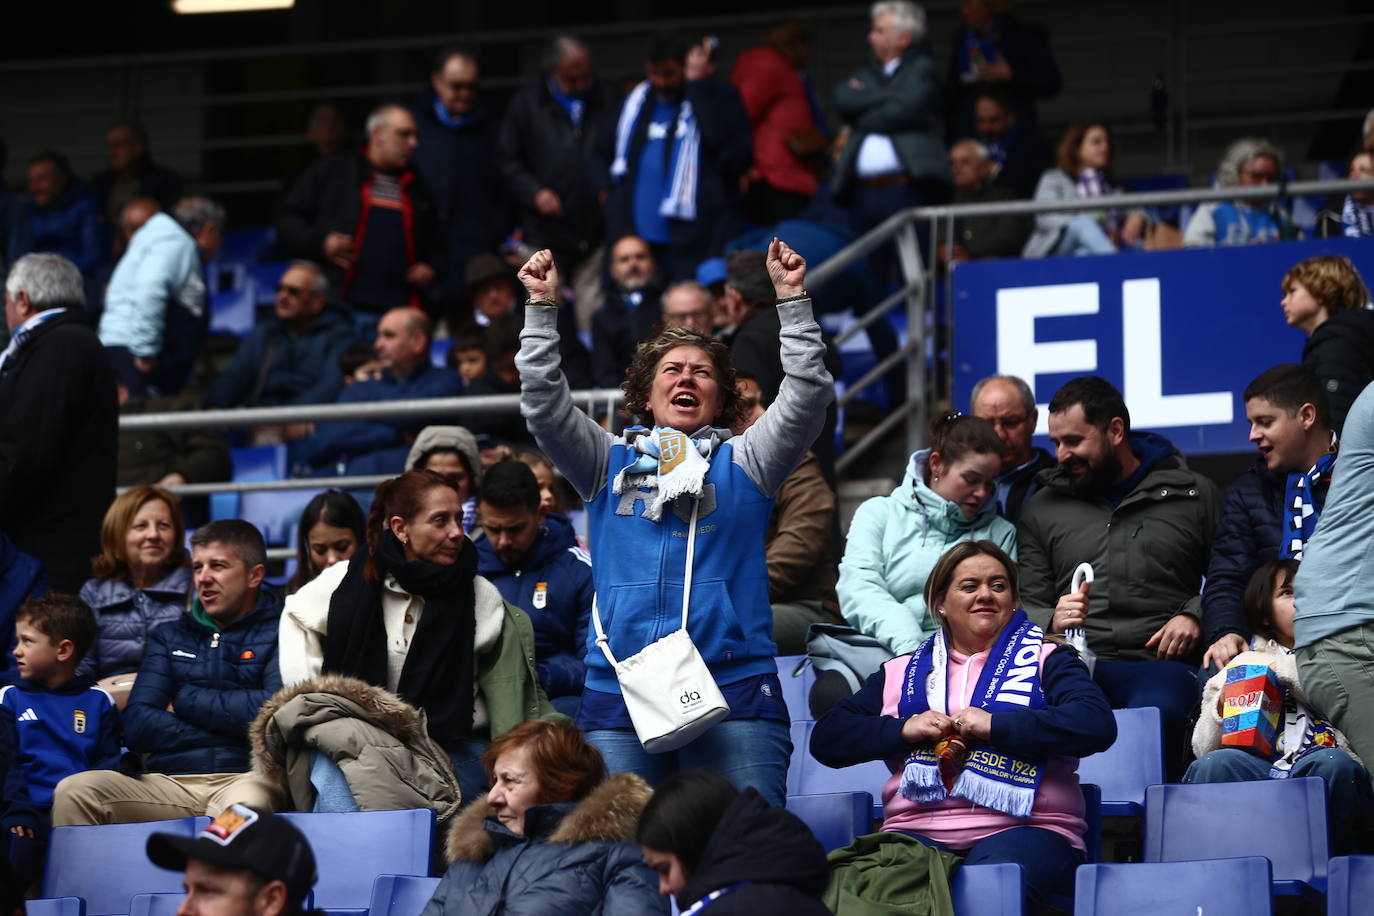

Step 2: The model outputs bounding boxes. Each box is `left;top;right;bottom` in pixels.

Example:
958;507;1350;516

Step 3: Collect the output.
78;486;190;680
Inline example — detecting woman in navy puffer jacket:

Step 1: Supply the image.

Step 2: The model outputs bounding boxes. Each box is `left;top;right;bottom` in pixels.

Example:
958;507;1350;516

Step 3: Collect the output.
78;486;191;680
421;720;666;916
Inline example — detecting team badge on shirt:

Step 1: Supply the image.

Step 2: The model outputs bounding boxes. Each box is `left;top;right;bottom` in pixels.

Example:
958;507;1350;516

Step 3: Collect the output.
73;710;86;734
533;582;548;609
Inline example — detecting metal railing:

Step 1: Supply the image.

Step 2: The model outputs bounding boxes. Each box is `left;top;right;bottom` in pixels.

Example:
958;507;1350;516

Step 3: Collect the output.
130;176;1374;493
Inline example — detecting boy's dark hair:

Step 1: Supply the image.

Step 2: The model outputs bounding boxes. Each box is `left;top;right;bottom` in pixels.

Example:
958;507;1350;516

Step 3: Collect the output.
17;593;97;662
190;519;268;569
1048;376;1131;434
636;769;738;873
1243;559;1300;640
480;460;542;512
1243;364;1332;431
454;330;487;355
647;32;689;64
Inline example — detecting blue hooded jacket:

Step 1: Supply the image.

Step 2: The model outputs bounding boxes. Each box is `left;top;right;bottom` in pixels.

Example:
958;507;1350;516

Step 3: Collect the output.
474;513;592;699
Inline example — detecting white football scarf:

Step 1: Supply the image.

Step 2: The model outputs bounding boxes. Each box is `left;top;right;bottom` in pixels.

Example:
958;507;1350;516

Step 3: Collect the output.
612;427;713;521
610;81;701;221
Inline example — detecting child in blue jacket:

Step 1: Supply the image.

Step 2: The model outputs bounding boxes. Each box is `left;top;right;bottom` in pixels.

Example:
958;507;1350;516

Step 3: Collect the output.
1;594;120;839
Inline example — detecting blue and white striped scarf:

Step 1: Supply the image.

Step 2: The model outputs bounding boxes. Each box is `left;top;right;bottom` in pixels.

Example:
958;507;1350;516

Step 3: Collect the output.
1279;451;1335;560
612;426;714;521
610;81;701;222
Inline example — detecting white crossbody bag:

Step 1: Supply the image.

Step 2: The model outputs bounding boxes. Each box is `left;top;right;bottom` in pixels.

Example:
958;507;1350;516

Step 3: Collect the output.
591;498;730;752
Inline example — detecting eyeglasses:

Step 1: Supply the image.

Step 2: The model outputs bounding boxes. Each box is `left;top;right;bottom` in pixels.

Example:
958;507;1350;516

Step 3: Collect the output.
1242;169;1278;183
276;283;305;297
986;414;1028;430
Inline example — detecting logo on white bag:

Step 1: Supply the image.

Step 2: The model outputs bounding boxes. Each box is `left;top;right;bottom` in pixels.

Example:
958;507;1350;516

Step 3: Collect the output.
680;688;704;711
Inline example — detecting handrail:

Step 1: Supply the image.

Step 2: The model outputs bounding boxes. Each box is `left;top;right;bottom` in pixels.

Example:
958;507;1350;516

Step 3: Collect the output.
119;389;624;431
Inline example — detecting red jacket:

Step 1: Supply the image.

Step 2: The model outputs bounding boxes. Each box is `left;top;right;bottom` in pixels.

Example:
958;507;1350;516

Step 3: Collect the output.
731;46;820;197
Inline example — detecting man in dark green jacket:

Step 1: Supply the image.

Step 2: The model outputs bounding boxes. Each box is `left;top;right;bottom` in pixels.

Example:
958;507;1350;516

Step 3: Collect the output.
1017;376;1220;777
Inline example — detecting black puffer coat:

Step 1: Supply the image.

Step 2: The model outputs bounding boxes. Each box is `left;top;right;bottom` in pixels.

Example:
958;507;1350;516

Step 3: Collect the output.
677;788;831;916
421;772;665;916
1201;460;1332;647
1303;309;1374;435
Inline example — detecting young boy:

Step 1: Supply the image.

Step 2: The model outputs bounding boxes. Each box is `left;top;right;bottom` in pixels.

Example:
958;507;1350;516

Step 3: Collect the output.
1;594;120;838
451;330;489;387
1280;254;1374;434
1201;365;1337;670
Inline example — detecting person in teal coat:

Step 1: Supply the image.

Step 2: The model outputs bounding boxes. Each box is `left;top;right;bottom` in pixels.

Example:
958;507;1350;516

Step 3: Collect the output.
839;413;1016;656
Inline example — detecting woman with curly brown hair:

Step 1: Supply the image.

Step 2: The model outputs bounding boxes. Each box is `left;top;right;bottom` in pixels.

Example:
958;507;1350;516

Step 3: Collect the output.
514;239;833;805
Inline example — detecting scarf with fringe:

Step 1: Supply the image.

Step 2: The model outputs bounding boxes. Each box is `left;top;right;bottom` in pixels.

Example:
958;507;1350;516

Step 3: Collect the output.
612;426;714;522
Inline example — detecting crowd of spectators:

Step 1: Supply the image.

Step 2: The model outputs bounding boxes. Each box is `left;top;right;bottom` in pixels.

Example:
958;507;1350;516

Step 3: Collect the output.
2;0;1374;909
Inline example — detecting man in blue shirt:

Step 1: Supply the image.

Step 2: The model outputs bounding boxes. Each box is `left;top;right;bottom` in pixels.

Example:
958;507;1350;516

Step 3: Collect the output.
605;32;752;282
299;306;462;476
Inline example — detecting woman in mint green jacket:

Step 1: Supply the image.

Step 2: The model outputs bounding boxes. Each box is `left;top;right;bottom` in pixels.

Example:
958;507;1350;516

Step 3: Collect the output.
838;413;1017;656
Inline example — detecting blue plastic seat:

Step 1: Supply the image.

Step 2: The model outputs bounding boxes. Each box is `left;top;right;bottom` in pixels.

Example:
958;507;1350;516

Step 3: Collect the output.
775;654;813;723
794;732;890;819
786;719;812;797
213;444;290;523
218;227;276;263
368;875;442;916
786;791;873;852
1077;707;1163;817
950;863;1023;916
1144;777;1328;897
1326;855;1374;916
26;899;85;916
279;809;434;909
210;287;256;337
240;487;322;546
246;262;291;306
43;816;210;915
1073;857;1273;915
128;895;182;916
430;337;454;369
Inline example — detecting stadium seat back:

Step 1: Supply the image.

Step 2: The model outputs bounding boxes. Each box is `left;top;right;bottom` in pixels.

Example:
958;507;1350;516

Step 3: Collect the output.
1326;855;1374;916
775;654;814;724
26;899;85;916
240;487;321;546
43;817;207;915
1144;777;1328;895
1077;707;1163;816
279;809;434;909
128;895;182;916
786;791;873;852
1072;857;1273;915
368;875;442;916
950;863;1023;916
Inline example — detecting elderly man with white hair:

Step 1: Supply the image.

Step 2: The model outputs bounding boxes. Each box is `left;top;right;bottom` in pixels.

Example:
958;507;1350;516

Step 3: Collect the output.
942;138;1031;262
1;252;117;591
276;103;441;333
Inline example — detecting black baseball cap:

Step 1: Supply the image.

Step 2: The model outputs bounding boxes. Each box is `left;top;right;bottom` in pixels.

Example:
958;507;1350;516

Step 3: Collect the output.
147;805;317;903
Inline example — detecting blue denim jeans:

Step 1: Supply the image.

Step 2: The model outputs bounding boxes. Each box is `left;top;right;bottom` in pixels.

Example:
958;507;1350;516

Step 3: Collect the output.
445;738;491;804
1052;215;1117;256
587;718;792;807
1184;747;1371;852
1092;659;1199;780
901;825;1081;907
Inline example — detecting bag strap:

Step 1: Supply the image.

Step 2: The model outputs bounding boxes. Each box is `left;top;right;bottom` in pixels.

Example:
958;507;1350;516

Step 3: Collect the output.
592;497;700;667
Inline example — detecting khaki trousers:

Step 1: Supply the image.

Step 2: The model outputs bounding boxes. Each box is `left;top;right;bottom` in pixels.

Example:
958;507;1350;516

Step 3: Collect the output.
51;770;285;826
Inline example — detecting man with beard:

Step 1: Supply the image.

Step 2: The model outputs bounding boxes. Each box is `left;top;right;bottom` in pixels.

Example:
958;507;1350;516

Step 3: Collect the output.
590;234;665;387
1016;376;1219;779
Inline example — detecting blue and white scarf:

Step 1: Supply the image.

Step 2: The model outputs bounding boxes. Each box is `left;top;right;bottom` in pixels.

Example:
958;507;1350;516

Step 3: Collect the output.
0;307;65;375
610;81;701;221
1279;451;1335;560
612;426;714;521
1342;195;1374;238
897;609;1047;818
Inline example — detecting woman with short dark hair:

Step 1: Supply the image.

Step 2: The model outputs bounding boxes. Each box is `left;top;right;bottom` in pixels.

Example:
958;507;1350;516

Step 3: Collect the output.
421;719;666;916
514;240;832;805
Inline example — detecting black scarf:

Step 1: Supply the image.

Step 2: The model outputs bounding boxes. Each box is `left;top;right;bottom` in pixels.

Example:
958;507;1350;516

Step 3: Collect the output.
322;530;478;746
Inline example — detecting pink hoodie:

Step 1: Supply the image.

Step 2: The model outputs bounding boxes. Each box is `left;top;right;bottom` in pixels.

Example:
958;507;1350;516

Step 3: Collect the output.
876;646;1087;852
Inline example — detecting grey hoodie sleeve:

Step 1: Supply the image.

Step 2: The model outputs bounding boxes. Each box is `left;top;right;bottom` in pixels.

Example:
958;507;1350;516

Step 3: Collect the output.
517;304;613;502
732;298;835;497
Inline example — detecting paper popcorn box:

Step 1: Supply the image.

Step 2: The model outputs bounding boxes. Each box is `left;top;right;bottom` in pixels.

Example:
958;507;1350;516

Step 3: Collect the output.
1220;664;1284;759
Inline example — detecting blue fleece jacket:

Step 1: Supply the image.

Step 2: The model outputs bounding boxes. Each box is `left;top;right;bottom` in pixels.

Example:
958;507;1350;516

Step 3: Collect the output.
475;513;593;699
98;213;205;358
810;643;1115;769
205;304;357;409
18;184;107;276
124;590;283;775
299;361;463;476
1;677;120;815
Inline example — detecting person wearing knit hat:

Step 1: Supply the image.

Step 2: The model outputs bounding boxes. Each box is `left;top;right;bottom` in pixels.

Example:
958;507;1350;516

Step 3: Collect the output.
147;804;317;916
408;425;484;536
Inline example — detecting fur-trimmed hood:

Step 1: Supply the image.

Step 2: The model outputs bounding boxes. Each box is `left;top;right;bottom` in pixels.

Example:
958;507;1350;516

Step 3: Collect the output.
446;771;651;865
249;673;432;781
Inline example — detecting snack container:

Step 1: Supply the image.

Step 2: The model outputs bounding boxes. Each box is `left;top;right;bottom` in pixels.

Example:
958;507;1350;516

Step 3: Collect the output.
1220;664;1284;758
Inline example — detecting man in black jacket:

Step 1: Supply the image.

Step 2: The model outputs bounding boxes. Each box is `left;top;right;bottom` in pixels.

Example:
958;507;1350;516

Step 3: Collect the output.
591;235;665;389
275;105;440;326
604;32;752;282
973;88;1053;200
499;36;618;327
0;253;117;592
1201;366;1337;670
412;48;511;308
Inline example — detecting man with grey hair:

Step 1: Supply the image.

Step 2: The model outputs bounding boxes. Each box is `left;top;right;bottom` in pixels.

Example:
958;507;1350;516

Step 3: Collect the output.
498;34;618;332
1;252;117;591
277;103;440;329
660;281;714;333
942;138;1031;262
1183;137;1296;247
206;260;355;415
98;194;224;396
970;373;1054;522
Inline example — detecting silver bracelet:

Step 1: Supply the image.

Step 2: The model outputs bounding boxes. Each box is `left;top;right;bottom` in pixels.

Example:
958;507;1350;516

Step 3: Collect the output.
775;291;810;304
525;298;558;307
